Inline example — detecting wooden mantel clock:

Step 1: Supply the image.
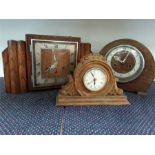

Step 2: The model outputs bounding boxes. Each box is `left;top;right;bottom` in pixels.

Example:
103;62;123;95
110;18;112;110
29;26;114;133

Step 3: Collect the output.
56;53;129;106
100;39;155;94
2;34;91;94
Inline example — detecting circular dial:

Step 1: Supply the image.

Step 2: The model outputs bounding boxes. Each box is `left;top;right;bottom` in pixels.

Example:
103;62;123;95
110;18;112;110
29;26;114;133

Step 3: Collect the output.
83;68;107;91
106;45;145;83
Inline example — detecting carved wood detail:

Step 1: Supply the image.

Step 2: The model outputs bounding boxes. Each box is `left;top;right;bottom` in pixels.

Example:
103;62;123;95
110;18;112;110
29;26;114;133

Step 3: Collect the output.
57;53;129;106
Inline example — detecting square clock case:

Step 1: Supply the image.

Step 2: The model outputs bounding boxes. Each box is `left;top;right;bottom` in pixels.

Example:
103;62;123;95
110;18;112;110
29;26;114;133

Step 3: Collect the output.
26;34;81;91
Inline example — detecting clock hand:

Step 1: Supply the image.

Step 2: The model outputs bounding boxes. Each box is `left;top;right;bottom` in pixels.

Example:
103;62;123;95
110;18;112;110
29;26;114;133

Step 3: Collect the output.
114;55;123;63
90;72;95;78
122;51;130;63
90;72;96;85
45;61;58;73
94;78;96;85
45;50;58;73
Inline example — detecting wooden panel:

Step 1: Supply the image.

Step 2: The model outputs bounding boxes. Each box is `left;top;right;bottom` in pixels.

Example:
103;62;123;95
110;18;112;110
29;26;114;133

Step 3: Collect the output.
26;50;32;91
2;48;11;93
8;40;20;94
56;95;129;106
17;41;28;93
78;43;92;62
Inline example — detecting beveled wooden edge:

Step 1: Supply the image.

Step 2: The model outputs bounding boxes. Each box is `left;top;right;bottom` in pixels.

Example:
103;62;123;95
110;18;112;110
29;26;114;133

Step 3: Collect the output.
17;41;28;93
25;34;81;91
56;95;129;106
26;34;81;42
2;48;11;93
8;40;20;94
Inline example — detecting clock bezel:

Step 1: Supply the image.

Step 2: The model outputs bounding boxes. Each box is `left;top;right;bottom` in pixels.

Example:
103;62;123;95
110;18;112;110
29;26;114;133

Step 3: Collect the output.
74;57;115;96
105;44;145;83
26;34;81;91
83;67;108;92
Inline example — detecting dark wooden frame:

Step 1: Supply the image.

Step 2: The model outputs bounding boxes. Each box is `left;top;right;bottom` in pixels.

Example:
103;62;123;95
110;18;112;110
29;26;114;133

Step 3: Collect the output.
26;34;81;91
100;39;155;93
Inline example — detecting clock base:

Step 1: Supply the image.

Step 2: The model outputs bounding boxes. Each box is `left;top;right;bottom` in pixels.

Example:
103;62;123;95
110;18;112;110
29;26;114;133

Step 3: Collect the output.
56;95;129;106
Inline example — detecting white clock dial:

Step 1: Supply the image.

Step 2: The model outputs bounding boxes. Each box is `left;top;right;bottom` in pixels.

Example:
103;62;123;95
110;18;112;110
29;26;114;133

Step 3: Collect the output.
106;45;145;83
83;68;107;91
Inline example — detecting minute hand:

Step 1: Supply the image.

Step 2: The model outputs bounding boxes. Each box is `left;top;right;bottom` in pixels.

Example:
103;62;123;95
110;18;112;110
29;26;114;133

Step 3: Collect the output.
122;52;130;63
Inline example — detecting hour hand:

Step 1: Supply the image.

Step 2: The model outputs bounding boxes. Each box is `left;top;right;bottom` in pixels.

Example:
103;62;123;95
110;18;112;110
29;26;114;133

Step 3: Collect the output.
45;61;58;73
114;55;123;63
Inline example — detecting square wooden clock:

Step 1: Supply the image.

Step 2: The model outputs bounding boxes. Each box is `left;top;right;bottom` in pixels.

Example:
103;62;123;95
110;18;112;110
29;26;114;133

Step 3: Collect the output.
26;34;81;91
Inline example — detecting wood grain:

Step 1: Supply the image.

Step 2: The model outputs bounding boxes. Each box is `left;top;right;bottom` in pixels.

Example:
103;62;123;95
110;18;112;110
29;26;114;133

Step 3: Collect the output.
26;51;32;91
56;95;129;106
8;40;20;94
78;43;91;62
17;41;28;93
2;48;11;93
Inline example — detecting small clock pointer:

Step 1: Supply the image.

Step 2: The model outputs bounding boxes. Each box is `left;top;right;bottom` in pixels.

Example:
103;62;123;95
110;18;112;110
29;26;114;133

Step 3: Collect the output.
90;72;96;85
94;78;96;85
122;51;130;63
45;50;58;73
90;72;95;78
45;61;58;73
114;55;123;63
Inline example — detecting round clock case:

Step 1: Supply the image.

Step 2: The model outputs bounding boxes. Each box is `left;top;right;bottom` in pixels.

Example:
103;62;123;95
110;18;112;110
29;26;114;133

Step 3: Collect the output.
74;54;117;96
100;39;155;93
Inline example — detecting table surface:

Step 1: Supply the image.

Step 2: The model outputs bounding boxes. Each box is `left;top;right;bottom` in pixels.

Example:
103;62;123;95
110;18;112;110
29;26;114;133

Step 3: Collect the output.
0;77;155;135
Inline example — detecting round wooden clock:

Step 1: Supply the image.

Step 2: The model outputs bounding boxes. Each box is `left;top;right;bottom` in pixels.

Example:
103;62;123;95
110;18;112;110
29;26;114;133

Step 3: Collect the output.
57;53;129;106
74;53;120;96
100;39;155;93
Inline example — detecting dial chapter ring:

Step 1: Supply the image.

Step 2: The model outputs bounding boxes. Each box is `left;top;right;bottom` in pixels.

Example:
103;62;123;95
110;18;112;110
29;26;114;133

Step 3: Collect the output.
105;45;145;83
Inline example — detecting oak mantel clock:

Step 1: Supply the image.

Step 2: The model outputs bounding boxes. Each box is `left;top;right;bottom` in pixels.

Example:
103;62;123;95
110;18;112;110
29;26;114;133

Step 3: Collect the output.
56;53;129;106
26;34;81;91
100;39;155;94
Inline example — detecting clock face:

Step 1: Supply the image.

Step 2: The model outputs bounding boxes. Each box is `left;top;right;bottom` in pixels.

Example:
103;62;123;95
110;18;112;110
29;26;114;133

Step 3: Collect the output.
83;68;107;91
31;39;79;88
106;45;145;83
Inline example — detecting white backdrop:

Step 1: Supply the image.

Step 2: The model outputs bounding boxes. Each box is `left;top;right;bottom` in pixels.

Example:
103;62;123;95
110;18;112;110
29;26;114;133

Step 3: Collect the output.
0;19;155;77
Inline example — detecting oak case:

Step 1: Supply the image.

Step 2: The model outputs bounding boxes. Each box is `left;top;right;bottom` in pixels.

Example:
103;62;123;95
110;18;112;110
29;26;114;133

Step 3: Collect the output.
57;53;129;106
